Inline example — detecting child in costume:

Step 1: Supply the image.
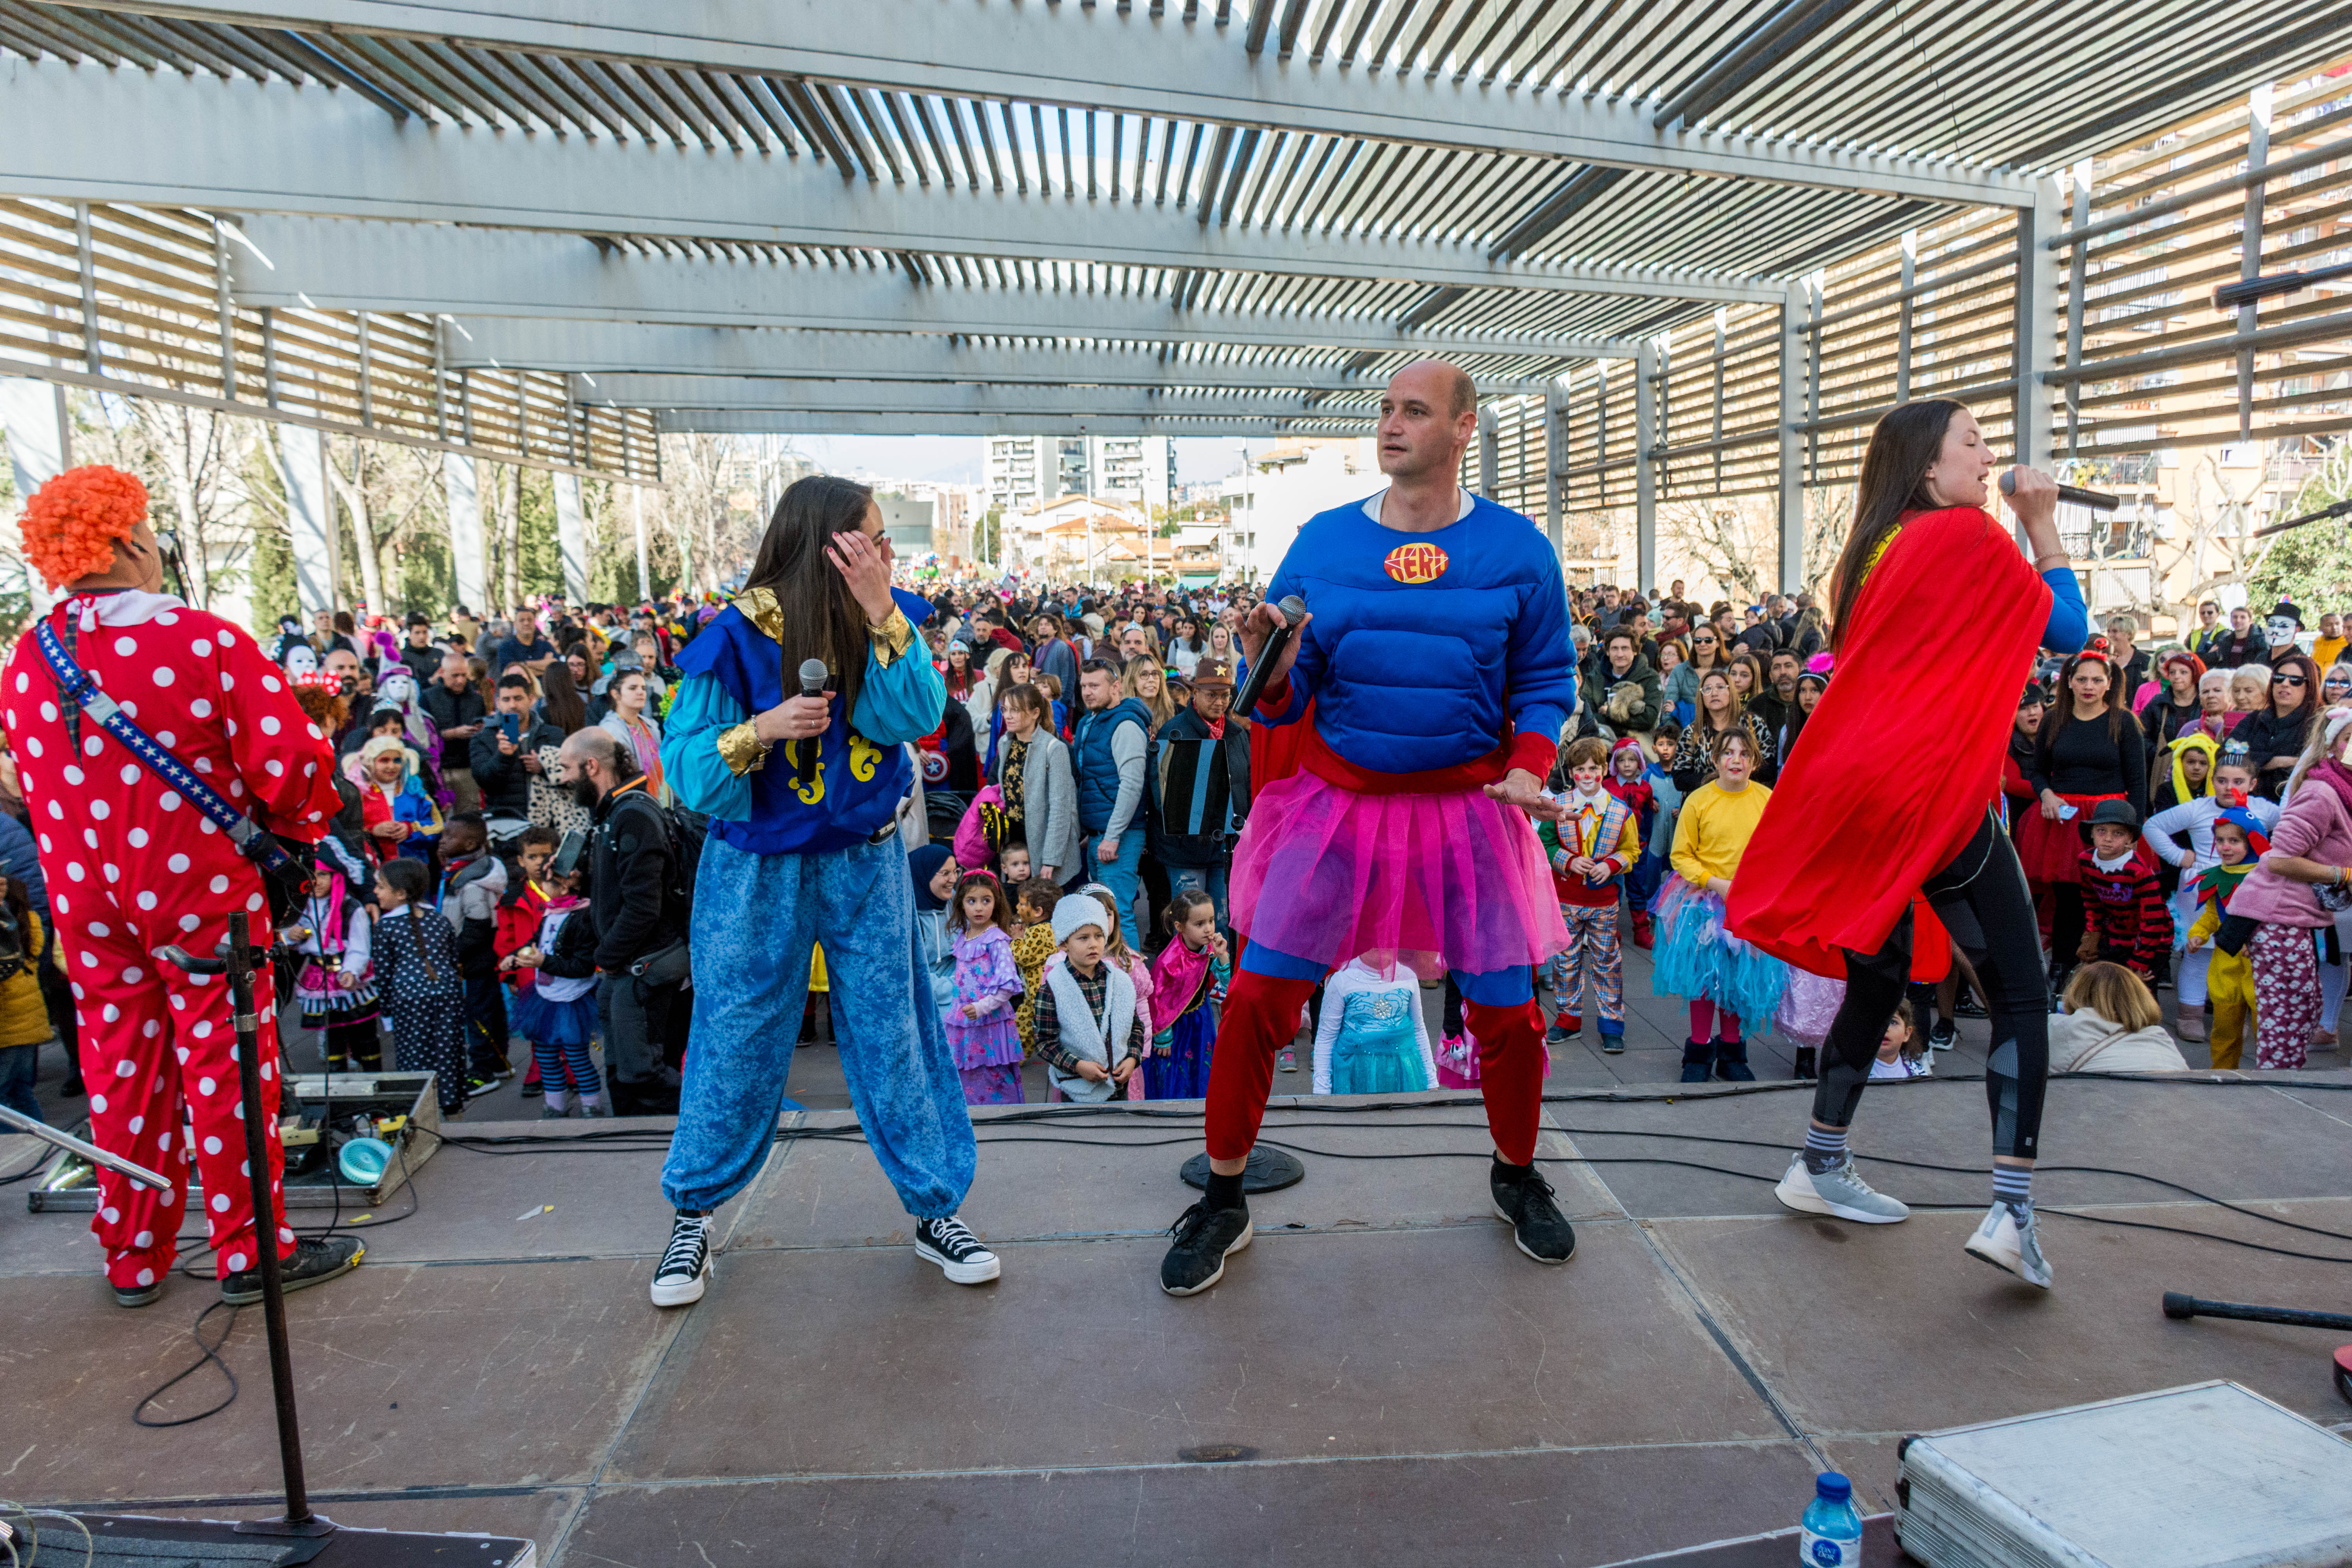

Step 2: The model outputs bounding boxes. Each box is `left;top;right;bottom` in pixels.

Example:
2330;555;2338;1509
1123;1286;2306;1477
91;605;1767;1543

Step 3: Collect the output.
1866;998;1932;1080
289;860;380;1072
944;871;1025;1105
2141;739;2273;1040
508;867;604;1117
1010;877;1061;1060
1655;728;1785;1082
371;857;470;1118
1605;736;1659;949
1311;953;1437;1094
2184;809;2264;1071
1628;722;1686;952
1061;881;1151;1098
1147;887;1229;1100
2074;800;2167;981
1539;737;1641;1053
1033;895;1145;1104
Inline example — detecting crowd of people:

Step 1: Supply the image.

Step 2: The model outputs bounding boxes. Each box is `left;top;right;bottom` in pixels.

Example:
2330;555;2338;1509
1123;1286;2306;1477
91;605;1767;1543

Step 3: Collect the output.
8;369;2348;1320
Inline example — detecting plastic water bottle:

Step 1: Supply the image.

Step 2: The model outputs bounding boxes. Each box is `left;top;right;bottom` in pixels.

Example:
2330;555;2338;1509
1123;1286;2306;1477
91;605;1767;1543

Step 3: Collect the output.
1800;1472;1863;1566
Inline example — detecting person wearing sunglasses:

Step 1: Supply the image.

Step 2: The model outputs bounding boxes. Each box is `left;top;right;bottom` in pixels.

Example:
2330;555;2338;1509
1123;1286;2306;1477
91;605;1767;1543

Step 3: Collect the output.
2227;650;2325;802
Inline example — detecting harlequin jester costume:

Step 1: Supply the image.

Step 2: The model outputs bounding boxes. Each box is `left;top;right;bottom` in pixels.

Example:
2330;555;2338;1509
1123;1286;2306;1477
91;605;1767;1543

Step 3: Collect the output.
2184;808;2265;1071
1178;487;1574;1270
657;585;982;1262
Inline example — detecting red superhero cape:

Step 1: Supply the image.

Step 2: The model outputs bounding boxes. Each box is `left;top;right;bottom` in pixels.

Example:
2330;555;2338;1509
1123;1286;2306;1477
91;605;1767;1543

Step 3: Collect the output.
1728;506;2050;980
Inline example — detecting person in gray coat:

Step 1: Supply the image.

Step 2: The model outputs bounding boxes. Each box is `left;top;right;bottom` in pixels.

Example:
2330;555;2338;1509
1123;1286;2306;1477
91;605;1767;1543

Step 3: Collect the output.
993;681;1080;885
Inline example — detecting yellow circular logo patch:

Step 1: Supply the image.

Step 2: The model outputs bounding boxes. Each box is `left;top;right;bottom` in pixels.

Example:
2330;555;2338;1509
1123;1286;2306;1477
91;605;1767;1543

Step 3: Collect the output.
1383;543;1450;584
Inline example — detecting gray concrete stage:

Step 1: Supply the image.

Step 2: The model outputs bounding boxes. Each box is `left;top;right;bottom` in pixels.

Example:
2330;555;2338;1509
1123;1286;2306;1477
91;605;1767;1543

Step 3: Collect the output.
6;1054;2352;1566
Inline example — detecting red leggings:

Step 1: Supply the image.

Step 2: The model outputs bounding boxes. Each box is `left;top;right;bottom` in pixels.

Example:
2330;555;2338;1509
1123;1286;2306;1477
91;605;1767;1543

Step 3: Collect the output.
1203;970;1545;1165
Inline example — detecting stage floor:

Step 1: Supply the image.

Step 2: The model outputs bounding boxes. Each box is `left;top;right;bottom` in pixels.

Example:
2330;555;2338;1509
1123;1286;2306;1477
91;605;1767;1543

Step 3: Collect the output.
7;1045;2352;1565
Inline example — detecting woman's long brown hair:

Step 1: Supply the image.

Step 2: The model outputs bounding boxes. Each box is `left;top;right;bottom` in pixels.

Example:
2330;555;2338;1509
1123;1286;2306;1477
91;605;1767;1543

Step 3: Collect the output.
745;475;878;717
1829;399;1969;652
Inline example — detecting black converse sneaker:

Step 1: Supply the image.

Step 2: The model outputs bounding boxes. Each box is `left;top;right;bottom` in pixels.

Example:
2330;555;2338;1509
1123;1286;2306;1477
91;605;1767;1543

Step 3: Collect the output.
914;1215;1001;1284
1491;1163;1576;1264
220;1235;364;1305
1160;1200;1253;1296
650;1213;713;1307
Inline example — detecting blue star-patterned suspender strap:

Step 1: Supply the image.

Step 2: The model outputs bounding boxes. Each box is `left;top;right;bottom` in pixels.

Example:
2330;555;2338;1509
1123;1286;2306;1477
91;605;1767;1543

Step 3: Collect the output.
33;615;299;877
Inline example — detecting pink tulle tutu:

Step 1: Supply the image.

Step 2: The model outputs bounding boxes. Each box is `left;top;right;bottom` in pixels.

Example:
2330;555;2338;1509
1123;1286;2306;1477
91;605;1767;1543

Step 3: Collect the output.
1230;770;1569;976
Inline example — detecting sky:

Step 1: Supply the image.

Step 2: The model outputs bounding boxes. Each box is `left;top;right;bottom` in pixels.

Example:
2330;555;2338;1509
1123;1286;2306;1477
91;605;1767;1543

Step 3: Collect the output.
789;435;1258;488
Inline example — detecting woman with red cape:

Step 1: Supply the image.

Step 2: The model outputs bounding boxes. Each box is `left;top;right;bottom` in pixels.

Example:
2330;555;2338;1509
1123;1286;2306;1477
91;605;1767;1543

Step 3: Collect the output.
1728;400;2088;1290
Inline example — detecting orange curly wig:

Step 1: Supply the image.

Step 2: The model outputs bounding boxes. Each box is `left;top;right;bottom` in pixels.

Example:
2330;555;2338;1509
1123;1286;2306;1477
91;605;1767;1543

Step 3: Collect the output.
21;464;147;590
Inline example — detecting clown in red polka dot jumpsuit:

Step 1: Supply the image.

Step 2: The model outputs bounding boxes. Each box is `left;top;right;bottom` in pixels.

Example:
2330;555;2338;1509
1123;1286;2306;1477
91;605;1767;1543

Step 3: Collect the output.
3;589;340;1293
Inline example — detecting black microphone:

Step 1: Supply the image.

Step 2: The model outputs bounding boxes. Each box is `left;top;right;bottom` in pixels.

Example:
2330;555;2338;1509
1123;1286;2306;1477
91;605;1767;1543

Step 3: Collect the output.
1233;595;1307;718
792;657;829;787
1999;471;2119;513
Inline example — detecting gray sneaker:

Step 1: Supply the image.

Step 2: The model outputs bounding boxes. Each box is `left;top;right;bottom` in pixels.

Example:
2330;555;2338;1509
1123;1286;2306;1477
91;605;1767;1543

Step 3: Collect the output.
1773;1152;1910;1224
1964;1201;2052;1289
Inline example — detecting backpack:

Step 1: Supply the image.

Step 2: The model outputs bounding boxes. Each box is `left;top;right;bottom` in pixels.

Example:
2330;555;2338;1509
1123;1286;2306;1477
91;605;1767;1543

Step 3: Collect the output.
661;803;708;927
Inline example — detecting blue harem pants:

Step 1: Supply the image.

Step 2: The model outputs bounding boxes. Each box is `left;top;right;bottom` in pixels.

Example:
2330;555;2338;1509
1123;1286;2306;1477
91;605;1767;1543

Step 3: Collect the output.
661;834;978;1219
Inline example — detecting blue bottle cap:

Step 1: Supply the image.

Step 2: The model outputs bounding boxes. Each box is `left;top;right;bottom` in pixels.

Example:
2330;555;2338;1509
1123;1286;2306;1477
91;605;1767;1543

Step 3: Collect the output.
1815;1472;1852;1503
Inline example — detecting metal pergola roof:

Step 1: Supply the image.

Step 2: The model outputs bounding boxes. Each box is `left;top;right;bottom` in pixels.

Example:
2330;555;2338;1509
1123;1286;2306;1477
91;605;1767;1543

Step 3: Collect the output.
1;0;2347;603
2;0;2332;405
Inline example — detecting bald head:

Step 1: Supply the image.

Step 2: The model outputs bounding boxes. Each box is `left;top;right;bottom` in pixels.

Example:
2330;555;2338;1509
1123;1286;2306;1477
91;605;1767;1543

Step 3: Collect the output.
1377;360;1479;483
1394;358;1476;419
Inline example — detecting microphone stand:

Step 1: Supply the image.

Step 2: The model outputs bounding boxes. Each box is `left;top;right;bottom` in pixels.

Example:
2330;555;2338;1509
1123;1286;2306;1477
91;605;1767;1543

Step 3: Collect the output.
2251;497;2352;541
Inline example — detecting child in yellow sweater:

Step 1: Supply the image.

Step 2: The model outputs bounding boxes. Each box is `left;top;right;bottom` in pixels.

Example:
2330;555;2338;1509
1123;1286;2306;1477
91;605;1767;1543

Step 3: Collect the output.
2183;811;2261;1070
1011;877;1062;1060
1654;729;1787;1082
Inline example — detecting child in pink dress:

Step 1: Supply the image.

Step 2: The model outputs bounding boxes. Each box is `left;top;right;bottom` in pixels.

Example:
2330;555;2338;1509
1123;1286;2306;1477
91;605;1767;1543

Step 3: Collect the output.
944;871;1025;1104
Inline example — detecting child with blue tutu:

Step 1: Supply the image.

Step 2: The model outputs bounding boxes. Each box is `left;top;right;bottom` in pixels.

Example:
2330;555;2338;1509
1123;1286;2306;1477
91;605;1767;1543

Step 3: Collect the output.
1310;953;1436;1094
1146;888;1229;1100
1654;728;1787;1082
506;867;604;1118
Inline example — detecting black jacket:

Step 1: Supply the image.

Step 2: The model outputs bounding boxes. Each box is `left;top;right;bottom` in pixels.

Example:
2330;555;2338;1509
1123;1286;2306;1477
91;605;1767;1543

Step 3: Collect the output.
533;904;601;982
468;718;564;815
2227;706;2317;801
422;682;486;740
1147;706;1251;867
588;778;681;971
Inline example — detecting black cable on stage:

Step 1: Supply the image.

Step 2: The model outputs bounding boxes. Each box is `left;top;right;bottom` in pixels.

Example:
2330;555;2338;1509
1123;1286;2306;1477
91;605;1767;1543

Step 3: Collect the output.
131;1301;241;1430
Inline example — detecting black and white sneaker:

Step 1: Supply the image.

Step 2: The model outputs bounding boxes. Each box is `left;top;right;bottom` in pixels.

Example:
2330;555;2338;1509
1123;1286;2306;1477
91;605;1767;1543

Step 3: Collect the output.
1928;1019;1958;1052
221;1235;364;1305
1161;1200;1252;1296
650;1213;712;1307
914;1215;1001;1284
1491;1164;1576;1263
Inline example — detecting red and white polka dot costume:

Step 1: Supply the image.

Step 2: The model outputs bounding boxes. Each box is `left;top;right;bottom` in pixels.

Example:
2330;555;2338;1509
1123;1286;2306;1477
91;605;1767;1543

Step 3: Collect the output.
3;589;338;1291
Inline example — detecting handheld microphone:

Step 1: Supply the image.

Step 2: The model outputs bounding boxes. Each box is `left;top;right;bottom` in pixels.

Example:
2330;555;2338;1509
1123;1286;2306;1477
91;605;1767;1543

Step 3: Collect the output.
793;658;829;786
1999;471;2119;513
1233;595;1307;718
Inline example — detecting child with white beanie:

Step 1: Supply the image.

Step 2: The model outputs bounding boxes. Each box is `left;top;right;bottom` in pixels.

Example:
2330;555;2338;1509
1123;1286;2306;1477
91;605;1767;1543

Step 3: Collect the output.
1033;895;1146;1102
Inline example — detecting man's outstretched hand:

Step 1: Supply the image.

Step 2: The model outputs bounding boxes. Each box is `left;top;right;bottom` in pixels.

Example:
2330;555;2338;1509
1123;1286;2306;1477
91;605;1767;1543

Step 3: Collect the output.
1487;768;1564;822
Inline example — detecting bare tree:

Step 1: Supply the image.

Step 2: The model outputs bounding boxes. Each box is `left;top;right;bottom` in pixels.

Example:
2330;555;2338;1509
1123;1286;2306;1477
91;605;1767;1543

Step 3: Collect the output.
76;394;261;616
2150;452;2272;621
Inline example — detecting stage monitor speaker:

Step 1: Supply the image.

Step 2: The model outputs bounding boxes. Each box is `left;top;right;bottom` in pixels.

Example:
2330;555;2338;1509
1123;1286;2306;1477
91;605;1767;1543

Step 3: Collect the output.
1895;1381;2352;1567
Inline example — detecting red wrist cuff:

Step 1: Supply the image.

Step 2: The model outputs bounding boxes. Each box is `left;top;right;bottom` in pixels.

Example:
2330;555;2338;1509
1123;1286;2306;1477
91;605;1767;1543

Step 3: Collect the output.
1508;731;1558;778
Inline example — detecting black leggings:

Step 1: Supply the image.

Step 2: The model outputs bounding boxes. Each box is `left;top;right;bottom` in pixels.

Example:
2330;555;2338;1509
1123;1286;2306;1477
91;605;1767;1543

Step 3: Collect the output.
1813;808;2050;1160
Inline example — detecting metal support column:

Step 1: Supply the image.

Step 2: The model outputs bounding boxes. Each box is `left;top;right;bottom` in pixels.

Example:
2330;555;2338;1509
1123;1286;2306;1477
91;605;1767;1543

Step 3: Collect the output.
2013;176;2062;475
2;376;71;613
260;307;279;407
1544;385;1566;563
354;312;373;428
553;471;589;604
213;222;238;402
1477;404;1499;496
1896;230;1917;404
1711;309;1726;493
279;424;336;614
2065;166;2090;455
2238;83;2273;441
1634;341;1657;592
632;483;652;602
1777;282;1806;593
73;202;100;375
443;452;486;613
431;319;448;442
